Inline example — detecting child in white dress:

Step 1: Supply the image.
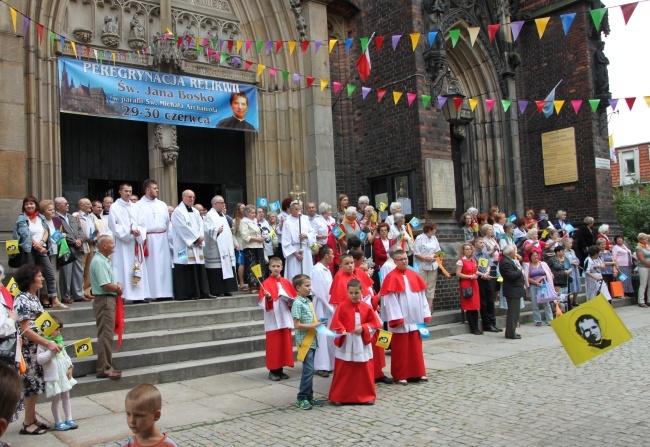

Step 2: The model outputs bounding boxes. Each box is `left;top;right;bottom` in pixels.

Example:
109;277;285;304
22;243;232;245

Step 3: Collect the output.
36;315;78;431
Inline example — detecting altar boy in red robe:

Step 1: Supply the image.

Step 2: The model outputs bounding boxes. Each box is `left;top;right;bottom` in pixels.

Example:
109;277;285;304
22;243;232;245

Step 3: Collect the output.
328;254;357;307
328;279;382;405
258;257;296;381
380;249;432;385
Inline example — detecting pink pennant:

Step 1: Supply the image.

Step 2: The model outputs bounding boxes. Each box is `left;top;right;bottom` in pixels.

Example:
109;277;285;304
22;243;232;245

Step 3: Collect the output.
487;24;500;42
377;89;386;102
510;21;525;41
333;82;342;94
407;93;417;106
437;96;447;108
571;99;582;113
207;48;213;60
245;40;253;53
202;37;209;48
269;67;278;78
391;35;401;51
625;97;636;110
485;99;496;112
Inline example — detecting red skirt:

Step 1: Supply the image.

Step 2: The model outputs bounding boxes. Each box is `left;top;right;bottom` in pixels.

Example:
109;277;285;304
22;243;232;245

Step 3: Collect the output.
329;358;376;404
265;328;295;370
372;344;386;379
390;331;426;381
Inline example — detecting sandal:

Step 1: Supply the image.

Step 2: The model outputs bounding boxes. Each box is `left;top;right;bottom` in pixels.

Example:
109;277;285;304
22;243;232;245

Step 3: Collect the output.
19;422;47;435
41;301;52;309
34;420;53;430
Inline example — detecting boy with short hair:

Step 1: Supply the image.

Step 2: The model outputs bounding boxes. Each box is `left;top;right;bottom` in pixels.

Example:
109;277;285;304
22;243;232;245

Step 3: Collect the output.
258;257;296;381
291;274;325;410
121;384;178;447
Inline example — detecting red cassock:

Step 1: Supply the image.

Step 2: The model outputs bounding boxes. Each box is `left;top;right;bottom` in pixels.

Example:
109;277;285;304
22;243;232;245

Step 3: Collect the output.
328;270;356;306
258;276;297;370
328;299;381;404
354;267;386;379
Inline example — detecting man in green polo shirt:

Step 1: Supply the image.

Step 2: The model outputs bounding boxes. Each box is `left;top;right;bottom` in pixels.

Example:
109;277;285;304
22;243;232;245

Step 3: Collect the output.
90;234;123;379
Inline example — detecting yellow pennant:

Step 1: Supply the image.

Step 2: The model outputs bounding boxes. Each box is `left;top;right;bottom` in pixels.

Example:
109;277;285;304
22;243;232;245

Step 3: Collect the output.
551;295;632;366
34;311;59;337
541;229;548;239
409;33;420;51
71;41;78;59
393;91;403;105
535;17;550;39
112;52;117;65
256;64;266;76
467;27;480;47
553;100;564;114
378;202;387;212
288;41;296;55
469;98;479;111
644;96;650;108
10;7;17;33
166;28;173;36
320;79;328;91
6;278;20;297
73;338;93;358
236;40;242;52
375;329;393;349
251;264;263;279
5;240;19;255
609;135;615;149
328;38;337;53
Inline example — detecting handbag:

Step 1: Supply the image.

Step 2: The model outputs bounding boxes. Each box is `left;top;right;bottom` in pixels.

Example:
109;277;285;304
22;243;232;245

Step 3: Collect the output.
610;281;624;298
0;329;17;362
536;280;559;303
462;287;473;298
7;249;29;268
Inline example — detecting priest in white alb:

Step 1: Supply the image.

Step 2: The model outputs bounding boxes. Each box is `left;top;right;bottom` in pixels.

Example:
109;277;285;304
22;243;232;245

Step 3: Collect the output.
311;245;335;376
281;200;316;280
204;195;237;296
107;183;149;302
136;179;173;300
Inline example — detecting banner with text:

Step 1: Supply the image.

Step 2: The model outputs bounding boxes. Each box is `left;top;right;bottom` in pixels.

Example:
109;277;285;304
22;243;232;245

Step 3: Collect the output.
58;58;259;131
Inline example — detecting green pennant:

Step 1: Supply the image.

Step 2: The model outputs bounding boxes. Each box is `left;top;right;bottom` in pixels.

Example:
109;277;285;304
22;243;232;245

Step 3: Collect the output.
347;84;356;97
282;70;290;82
501;99;512;112
196;44;202;55
360;37;369;53
49;30;55;51
256;41;263;54
589;99;601;112
211;38;217;49
422;94;432;108
99;50;104;64
220;52;228;63
590;8;606;32
449;29;461;48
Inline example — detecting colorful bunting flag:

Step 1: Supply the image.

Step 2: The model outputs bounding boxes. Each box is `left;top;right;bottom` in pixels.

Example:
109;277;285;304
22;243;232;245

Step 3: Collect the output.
10;7;17;33
288;40;296;54
328;38;337;53
422;94;432;108
438;96;448;108
518;100;528;114
510;21;525;41
485;99;496;112
37;23;43;43
620;2;638;25
535;17;550;39
347;84;356;97
282;70;289;82
469;98;479;111
625;97;636;110
268;67;277;78
375;35;384;52
245;40;252;53
301;40;309;53
333;82;342;94
71;41;77;59
391;35;401;51
22;16;29;38
571;99;582;113
275;40;284;53
293;73;301;84
244;60;253;71
449;29;460;47
467;28;479;47
487;24;500;42
362;86;371;99
407;92;417;106
561;13;576;35
377;89;386;102
345;38;353;52
409;33;420;51
590;8;607;32
306;76;315;87
608;99;618;110
314;40;323;53
428;31;439;47
589;99;601;112
256;40;263;54
393;91;403;105
554;100;564;114
453;97;463;110
360;37;369;53
236;40;242;52
256;64;266;76
535;100;547;113
501;99;512;112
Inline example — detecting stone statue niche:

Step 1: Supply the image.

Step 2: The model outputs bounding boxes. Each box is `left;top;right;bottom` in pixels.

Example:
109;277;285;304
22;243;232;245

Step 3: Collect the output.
101;15;120;47
423;0;447;85
128;14;147;50
593;40;611;99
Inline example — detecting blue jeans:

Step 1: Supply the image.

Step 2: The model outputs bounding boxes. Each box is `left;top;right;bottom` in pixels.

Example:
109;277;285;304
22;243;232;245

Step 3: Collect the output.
297;348;315;401
529;284;553;324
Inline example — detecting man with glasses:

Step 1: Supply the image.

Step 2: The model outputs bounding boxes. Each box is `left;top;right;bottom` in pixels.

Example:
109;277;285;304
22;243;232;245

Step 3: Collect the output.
53;196;87;303
204;195;237;296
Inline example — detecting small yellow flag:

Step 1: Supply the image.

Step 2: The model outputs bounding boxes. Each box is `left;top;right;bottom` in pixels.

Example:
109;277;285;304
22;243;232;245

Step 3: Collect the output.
478;258;489;268
320;79;328;91
469;98;479;111
256;64;266;77
378;202;387;212
73;338;93;358
553;100;564;114
409;33;420;51
10;7;17;33
6;240;19;255
251;264;263;279
376;329;393;349
541;229;548;239
496;276;503;283
35;311;60;337
393;91;403;105
236;40;242;52
535;17;550;39
550;294;632;366
6;278;20;297
328;38;337;53
288;40;296;55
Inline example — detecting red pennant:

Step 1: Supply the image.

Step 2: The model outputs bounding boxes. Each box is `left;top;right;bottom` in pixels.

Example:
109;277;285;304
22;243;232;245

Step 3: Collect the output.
625;97;636;110
187;36;193;46
377;89;386;102
177;37;182;47
535;100;546;113
306;76;315;87
620;2;638;25
227;40;234;52
375;35;385;52
37;24;43;44
275;41;284;53
301;40;310;53
487;24;500;42
453;97;463;110
114;296;124;350
245;60;253;71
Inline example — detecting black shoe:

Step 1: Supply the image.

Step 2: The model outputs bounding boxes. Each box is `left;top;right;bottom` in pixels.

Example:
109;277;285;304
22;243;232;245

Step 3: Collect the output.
506;334;522;339
206;294;218;298
485;326;500;333
315;370;330;378
279;372;290;380
374;376;394;384
223;292;233;297
493;326;503;332
268;372;281;381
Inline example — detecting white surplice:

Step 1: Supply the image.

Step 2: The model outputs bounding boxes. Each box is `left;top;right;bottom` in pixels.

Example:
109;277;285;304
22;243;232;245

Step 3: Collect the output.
136;197;173;298
204;208;235;278
311;262;335;371
281;214;315;280
381;275;431;334
170;204;205;265
258;282;294;331
107;198;149;301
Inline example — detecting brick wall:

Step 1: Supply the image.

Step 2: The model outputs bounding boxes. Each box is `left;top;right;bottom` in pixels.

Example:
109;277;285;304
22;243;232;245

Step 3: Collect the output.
611;143;650;186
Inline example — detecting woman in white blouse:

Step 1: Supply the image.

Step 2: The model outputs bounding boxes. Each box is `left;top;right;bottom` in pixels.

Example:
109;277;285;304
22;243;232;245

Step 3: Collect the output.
413;222;441;312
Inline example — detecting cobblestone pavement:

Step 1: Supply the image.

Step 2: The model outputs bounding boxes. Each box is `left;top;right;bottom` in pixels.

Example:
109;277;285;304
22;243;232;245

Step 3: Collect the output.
5;306;650;447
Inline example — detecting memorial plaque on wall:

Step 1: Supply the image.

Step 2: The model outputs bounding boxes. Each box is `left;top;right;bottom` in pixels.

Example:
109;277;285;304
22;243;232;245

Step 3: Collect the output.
542;128;579;185
425;158;456;210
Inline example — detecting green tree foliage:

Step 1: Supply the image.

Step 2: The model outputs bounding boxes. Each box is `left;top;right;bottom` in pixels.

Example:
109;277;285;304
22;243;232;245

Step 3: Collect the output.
613;185;650;247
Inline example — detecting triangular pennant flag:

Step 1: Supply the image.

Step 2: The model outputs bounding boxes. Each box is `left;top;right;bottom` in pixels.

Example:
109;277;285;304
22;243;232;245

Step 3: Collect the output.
347;84;356;97
571;99;583;113
391;35;401;51
71;41;78;59
501;99;512;112
377;89;386;102
360;37;369;53
620;2;638;25
177;37;182;48
487;24;500;42
333;82;342;94
535;17;550;39
265;40;272;54
22;17;29;38
196;44;203;56
393;91;403;105
206;48;213;60
469;98;479;111
409;33;420;51
220;52;228;64
111;51;117;65
375;36;384;52
510;21;524;41
314;39;323;53
449;29;461;47
244;60;253;71
362;86;371;99
625;97;636;110
37;24;43;43
59;36;66;53
275;40;284;53
467;28;479;47
453;97;463;110
345;38;353;52
301;40;310;53
485;99;496;112
293;73;301;84
306;76;315;87
49;30;56;52
256;40;263;54
233;56;241;68
282;70;289;82
645;96;650;108
428;31;439;47
227;40;234;52
608;99;619;110
589;99;601;112
245;40;252;53
560;13;576;35
269;67;278;78
288;41;296;54
407;92;417;106
93;48;98;62
10;7;17;33
554;100;565;114
437;96;448;108
535;100;547;113
590;8;607;32
320;79;328;91
236;40;242;52
422;94;432;108
518;100;528;114
329;38;337;53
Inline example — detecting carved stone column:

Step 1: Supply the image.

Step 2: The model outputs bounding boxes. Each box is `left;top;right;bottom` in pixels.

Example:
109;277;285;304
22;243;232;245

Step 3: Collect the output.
148;123;179;204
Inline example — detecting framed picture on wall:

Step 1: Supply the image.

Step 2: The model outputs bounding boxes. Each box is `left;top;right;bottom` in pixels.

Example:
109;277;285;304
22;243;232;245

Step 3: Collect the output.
394;176;409;199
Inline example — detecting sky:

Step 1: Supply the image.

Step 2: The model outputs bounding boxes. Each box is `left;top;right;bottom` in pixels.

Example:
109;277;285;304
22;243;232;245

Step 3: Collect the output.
604;0;650;147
